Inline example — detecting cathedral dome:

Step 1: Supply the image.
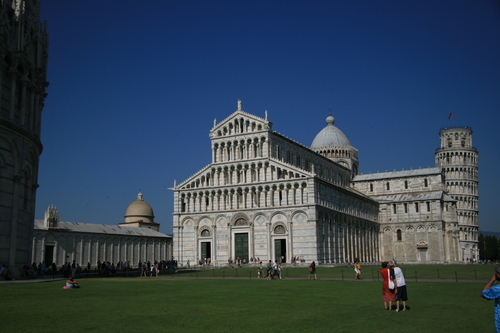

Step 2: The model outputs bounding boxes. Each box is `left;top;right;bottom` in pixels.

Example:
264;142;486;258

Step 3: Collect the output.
310;114;352;149
124;192;155;223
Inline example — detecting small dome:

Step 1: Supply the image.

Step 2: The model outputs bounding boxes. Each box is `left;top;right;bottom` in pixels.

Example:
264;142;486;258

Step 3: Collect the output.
124;192;155;222
310;114;352;149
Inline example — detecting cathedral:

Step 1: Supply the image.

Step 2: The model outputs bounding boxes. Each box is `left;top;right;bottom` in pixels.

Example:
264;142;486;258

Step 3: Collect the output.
171;101;479;265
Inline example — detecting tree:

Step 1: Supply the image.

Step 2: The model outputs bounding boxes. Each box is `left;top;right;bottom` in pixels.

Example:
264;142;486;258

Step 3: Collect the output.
479;234;500;261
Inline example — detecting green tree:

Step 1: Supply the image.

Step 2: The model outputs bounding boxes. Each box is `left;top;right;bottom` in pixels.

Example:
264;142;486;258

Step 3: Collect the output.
479;234;500;261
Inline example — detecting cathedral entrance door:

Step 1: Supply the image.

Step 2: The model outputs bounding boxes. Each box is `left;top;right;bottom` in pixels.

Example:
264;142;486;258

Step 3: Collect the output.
201;242;211;262
234;233;248;261
274;239;286;262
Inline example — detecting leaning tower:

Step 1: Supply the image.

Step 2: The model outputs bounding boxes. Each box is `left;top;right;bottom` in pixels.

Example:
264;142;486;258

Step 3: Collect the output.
435;126;479;261
0;0;49;267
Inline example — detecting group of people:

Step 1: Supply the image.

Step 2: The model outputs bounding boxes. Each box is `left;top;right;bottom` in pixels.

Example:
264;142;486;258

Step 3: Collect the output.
139;261;160;277
379;261;408;312
257;260;283;279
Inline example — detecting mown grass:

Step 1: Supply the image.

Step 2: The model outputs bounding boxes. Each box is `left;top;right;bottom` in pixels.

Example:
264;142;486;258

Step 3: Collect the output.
1;269;496;333
180;264;494;281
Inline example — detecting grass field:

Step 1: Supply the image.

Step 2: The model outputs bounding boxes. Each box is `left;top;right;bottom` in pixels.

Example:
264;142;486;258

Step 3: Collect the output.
1;265;497;332
179;263;494;281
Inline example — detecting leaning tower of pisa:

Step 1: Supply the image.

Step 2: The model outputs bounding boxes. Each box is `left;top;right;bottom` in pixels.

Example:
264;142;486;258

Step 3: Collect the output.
435;126;479;261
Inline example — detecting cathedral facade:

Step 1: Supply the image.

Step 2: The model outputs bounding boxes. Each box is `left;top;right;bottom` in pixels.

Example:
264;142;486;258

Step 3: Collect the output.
0;0;48;267
172;101;478;265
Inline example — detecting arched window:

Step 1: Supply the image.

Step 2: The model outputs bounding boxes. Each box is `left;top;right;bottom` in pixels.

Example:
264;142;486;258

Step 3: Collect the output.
404;180;408;189
201;229;211;237
274;225;286;234
234;218;248;226
370;183;373;192
397;229;402;241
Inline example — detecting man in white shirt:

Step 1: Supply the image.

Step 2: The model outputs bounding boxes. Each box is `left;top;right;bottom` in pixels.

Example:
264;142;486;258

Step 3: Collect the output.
393;261;408;312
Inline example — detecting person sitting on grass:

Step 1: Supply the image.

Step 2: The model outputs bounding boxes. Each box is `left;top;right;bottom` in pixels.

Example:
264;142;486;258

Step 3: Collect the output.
66;276;80;288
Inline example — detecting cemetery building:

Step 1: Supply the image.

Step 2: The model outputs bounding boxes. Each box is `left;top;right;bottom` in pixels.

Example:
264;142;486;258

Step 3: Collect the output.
172;101;478;265
32;193;173;267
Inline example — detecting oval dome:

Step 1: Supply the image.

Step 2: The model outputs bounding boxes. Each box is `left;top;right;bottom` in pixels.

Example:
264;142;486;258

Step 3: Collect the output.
310;115;352;149
124;192;155;222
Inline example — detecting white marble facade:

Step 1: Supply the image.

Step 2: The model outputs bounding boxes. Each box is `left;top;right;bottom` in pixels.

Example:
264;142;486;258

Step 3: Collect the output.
172;101;477;265
172;102;380;266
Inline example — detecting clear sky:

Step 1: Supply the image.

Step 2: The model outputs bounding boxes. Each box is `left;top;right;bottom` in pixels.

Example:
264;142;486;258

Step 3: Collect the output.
37;0;500;235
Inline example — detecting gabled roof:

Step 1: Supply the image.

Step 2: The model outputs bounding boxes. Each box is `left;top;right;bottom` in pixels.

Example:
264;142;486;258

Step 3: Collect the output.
34;220;171;238
352;167;442;182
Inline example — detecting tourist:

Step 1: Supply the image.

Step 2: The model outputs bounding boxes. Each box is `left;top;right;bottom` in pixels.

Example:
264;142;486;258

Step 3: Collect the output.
277;262;283;279
354;259;361;280
380;261;397;310
258;262;263;278
4;265;14;280
393;261;408;312
481;264;500;332
308;261;317;280
266;260;273;279
51;263;57;278
66;276;80;288
272;260;279;278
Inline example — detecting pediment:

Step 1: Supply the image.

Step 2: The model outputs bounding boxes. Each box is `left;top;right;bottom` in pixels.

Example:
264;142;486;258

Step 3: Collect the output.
210;109;272;139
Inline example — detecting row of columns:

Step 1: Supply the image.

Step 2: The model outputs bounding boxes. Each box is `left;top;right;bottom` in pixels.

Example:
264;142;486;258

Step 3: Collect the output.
181;185;308;213
320;217;379;264
443;167;478;180
436;152;478;165
33;235;171;267
194;164;303;189
213;139;267;163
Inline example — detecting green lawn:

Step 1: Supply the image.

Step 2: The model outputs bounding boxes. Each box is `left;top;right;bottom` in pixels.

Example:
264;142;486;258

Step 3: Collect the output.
1;270;496;332
181;264;495;281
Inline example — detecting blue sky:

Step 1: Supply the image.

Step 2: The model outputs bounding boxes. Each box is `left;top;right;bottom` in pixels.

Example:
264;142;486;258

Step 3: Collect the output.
37;0;500;235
